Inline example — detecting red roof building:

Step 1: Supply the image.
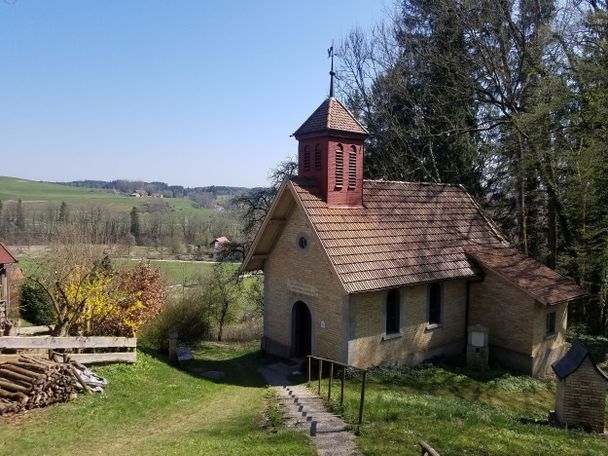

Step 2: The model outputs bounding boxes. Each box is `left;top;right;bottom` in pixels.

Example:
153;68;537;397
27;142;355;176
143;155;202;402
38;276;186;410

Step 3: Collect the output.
0;242;17;334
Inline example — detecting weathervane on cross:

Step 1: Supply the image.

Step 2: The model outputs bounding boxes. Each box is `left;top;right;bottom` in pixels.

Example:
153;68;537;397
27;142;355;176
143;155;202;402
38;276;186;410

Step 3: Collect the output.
328;41;335;97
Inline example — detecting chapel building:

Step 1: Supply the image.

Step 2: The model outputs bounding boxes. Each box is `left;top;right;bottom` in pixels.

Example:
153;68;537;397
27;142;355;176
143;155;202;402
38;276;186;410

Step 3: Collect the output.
241;94;586;377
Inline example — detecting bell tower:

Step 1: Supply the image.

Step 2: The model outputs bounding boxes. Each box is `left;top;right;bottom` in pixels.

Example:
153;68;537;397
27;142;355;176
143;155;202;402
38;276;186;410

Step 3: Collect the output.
293;96;368;207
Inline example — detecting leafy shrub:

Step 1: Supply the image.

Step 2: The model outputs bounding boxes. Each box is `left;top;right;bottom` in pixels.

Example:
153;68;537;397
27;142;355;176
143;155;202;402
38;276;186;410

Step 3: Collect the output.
91;261;166;337
20;280;54;325
139;291;212;350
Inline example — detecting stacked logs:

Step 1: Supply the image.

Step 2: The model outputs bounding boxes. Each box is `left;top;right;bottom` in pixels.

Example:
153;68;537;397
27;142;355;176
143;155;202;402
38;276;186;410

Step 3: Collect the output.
0;355;79;415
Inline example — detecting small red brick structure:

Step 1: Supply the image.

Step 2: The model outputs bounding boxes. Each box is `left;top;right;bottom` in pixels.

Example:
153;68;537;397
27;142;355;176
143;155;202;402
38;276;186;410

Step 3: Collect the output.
552;341;608;432
0;242;18;334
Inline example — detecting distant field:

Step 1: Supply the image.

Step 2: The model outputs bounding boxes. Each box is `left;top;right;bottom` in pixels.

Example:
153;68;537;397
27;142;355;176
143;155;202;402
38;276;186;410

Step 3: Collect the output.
120;259;239;285
16;255;240;287
0;175;212;215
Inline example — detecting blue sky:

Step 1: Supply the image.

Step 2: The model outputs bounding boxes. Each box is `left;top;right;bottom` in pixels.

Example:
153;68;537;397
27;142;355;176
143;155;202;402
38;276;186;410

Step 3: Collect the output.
0;0;386;187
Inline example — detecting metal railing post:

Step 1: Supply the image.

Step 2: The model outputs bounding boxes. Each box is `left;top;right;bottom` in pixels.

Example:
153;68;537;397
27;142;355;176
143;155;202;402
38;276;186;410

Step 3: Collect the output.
358;370;367;428
307;356;311;386
328;362;333;401
318;359;323;395
340;366;345;407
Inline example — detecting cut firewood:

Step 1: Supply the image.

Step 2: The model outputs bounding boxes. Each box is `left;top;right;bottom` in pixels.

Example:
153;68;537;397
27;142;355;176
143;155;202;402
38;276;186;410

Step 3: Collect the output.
0;380;30;394
0;356;85;416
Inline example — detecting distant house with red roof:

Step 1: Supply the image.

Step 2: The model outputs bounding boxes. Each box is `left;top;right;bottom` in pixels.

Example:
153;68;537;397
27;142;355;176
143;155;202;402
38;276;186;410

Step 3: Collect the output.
0;242;17;334
241;93;587;377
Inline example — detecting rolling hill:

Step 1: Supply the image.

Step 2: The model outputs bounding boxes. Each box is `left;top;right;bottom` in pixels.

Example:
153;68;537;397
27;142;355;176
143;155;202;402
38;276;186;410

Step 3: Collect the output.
0;176;211;215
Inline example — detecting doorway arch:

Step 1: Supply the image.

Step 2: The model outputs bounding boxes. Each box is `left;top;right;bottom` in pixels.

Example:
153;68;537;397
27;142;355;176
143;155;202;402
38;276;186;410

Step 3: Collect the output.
292;301;312;357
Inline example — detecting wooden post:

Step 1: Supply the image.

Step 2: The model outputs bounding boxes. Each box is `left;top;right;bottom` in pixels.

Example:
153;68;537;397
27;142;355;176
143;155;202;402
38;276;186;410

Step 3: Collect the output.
318;359;323;395
307;356;311;387
340;366;346;407
328;362;333;401
358;370;366;427
168;331;178;364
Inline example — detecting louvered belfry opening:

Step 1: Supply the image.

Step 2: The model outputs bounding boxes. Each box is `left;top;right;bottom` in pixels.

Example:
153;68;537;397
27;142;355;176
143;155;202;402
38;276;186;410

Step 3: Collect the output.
335;144;344;190
348;146;357;190
303;146;310;171
293;97;368;207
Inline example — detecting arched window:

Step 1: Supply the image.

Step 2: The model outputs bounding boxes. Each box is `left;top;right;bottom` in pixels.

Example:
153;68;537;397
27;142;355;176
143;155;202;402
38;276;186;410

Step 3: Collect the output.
386;289;400;335
303;146;310;171
335;144;344;189
348;145;357;190
314;144;321;170
428;283;442;325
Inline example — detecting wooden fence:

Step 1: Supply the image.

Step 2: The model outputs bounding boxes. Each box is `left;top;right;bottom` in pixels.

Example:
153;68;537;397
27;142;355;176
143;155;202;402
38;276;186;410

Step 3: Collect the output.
0;336;137;364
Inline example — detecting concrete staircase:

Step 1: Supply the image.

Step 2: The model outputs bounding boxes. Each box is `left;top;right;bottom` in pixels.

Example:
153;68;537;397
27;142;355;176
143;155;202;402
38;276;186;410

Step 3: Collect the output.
260;363;362;456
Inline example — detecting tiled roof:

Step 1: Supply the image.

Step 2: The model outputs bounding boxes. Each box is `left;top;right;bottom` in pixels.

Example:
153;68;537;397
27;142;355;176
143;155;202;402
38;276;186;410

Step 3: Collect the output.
465;246;587;305
293;97;368;137
0;242;17;265
292;179;506;294
243;178;587;301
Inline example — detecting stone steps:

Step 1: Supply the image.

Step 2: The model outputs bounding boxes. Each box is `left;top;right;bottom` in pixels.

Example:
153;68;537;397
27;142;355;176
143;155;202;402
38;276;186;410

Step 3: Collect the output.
259;364;362;456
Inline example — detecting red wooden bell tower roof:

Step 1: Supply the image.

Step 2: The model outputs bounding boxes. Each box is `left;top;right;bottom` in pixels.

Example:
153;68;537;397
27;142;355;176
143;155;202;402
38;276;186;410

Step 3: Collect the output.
293;97;367;138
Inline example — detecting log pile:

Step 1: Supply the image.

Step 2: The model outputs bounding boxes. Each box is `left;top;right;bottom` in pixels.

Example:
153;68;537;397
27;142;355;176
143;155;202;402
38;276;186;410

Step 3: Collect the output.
0;355;80;415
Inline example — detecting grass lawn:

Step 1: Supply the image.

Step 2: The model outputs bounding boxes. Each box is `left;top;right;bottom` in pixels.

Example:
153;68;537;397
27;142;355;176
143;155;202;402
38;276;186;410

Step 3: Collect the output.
0;342;314;456
120;259;223;286
316;363;608;456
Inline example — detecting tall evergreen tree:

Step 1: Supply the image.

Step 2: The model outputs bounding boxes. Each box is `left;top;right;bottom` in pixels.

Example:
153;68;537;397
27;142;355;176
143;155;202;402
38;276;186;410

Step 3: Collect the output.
130;206;141;244
16;199;25;230
58;201;68;223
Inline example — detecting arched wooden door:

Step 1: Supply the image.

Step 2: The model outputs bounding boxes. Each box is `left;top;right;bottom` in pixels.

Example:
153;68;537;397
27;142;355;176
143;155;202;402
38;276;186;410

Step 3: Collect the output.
292;301;312;357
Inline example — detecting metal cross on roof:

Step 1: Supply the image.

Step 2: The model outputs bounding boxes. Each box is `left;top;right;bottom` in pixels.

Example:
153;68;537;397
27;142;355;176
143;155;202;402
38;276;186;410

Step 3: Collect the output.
328;42;335;97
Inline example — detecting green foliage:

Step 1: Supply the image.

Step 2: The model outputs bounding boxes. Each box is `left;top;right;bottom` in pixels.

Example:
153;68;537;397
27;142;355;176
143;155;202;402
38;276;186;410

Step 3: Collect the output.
139;292;212;350
20;279;54;326
263;388;285;431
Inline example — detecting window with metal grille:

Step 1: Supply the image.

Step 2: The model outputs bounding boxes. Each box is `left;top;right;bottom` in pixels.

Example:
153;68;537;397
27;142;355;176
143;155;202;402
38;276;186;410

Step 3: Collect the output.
303;146;310;171
386;289;400;334
428;283;442;325
335;145;344;189
314;144;321;170
348;146;357;189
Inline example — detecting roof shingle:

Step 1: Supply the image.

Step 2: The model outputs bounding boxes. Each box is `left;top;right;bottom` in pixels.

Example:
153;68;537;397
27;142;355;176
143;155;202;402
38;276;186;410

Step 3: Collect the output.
293;97;368;137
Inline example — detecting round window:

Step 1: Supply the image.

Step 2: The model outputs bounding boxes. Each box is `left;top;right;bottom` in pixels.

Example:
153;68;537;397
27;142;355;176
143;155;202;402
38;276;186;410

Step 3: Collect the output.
298;236;308;250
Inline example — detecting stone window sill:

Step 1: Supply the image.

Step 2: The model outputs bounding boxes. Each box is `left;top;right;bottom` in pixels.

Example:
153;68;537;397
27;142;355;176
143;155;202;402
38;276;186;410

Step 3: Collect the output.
425;323;442;331
545;333;557;340
382;332;402;341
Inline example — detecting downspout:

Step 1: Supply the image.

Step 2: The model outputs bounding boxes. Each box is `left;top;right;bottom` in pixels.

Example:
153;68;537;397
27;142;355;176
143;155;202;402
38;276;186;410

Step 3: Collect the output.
465;273;485;353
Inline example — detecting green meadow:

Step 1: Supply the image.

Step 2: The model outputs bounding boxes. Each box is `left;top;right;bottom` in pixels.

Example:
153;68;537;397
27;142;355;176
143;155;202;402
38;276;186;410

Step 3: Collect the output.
0;175;211;215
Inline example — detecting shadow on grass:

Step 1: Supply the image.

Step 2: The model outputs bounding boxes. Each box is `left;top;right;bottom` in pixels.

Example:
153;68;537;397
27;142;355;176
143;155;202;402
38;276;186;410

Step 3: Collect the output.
139;343;274;388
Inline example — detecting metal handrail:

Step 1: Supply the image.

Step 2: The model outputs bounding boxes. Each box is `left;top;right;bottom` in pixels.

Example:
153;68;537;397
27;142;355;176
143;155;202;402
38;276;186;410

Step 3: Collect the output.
306;354;368;429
